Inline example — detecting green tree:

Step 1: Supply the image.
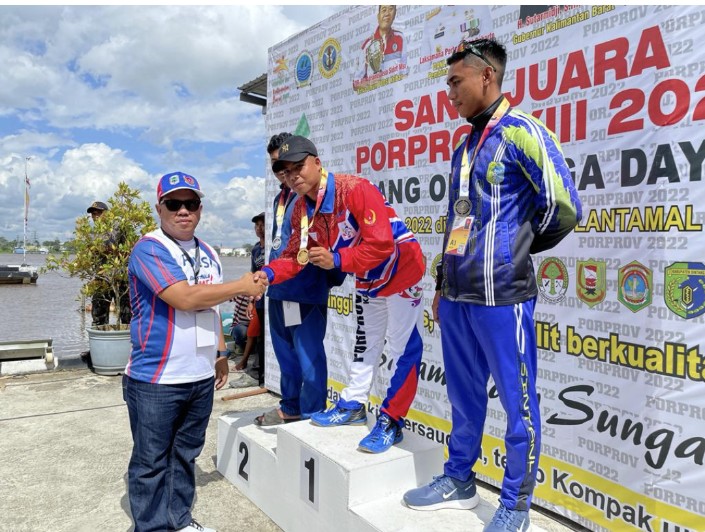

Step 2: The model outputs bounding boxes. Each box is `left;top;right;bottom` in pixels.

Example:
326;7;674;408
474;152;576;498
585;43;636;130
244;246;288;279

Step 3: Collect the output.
44;182;157;329
42;239;61;252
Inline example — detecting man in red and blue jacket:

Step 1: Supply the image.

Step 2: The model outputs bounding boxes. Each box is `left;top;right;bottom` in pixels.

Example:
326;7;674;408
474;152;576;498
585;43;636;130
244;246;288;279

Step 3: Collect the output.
254;135;425;454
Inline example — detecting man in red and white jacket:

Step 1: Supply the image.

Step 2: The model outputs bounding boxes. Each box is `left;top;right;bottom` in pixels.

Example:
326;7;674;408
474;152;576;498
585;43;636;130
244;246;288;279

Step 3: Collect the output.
255;135;425;454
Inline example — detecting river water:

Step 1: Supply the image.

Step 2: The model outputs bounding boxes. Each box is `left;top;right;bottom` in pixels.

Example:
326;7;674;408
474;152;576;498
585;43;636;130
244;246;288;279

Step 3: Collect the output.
0;253;251;360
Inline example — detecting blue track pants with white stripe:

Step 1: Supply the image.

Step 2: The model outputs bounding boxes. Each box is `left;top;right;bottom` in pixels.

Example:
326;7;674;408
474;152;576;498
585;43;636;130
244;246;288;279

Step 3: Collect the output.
440;296;540;511
269;299;328;419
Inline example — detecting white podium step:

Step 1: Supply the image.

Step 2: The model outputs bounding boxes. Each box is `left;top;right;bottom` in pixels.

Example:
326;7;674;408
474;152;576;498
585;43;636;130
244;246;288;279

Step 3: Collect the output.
217;411;547;532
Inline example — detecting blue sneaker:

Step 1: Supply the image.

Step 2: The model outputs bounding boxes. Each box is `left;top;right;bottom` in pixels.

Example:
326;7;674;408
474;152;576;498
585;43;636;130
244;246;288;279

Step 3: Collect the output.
484;502;530;532
310;399;367;427
403;474;480;511
358;413;403;453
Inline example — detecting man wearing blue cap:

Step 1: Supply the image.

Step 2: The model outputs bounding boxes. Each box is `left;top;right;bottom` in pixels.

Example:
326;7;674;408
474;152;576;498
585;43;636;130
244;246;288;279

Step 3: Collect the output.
124;171;265;532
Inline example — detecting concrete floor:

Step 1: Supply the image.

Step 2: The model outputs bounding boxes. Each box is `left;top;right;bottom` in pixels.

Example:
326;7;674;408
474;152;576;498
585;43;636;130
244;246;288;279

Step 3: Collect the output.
0;363;281;532
0;363;577;532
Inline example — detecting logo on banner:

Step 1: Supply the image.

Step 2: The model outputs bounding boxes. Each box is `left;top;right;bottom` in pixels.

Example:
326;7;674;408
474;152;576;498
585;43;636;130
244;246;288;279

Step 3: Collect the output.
295;51;314;88
537;257;568;303
273;55;289;74
664;262;705;319
461;8;481;38
618;261;652;313
318;38;341;79
576;259;606;308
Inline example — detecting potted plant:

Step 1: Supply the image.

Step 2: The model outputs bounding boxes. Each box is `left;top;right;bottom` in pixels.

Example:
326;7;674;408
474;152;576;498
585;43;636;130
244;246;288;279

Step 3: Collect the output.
45;182;156;375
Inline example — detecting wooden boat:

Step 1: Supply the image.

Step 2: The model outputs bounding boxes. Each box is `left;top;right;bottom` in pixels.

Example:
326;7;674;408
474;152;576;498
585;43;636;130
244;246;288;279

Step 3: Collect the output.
0;264;39;284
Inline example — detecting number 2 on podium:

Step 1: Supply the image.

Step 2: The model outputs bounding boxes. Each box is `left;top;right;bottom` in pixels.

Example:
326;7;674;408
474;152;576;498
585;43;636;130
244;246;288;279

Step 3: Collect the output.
237;439;249;483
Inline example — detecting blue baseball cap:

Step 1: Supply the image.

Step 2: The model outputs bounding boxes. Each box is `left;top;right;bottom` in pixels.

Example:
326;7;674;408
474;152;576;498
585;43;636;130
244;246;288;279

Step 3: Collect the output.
157;171;205;201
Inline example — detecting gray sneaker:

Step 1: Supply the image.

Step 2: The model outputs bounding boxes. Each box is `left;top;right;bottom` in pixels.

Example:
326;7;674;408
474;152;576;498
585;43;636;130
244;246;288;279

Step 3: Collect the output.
228;373;259;389
403;474;479;511
484;502;530;532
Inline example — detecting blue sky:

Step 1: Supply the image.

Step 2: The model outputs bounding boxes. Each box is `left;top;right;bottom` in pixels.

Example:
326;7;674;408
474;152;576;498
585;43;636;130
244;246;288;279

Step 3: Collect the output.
0;4;346;248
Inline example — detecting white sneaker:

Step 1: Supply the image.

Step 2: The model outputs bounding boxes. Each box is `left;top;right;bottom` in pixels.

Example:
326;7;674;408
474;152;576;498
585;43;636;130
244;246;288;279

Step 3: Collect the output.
176;519;216;532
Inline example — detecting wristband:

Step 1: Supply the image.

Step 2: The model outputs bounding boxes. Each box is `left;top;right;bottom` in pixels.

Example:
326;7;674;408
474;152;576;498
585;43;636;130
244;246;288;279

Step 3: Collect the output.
216;350;229;359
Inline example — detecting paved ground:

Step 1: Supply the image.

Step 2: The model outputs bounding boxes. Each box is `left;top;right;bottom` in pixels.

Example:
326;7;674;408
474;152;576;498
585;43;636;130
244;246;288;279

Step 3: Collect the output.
0;362;577;532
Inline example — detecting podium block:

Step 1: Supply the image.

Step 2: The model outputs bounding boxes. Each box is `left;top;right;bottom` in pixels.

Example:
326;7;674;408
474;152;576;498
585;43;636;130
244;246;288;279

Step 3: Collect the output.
217;412;547;532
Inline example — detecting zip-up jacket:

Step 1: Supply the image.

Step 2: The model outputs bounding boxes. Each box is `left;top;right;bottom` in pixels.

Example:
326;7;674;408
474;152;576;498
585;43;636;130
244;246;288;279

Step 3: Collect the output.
265;171;424;298
266;186;334;305
438;107;582;306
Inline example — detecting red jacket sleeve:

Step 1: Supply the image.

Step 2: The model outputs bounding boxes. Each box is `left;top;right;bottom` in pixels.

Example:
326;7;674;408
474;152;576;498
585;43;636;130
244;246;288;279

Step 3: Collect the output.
337;179;394;275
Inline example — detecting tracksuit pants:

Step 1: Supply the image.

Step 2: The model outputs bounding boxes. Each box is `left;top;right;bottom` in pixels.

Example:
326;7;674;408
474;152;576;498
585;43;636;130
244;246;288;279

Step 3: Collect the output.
440;296;540;511
269;299;328;419
340;285;424;421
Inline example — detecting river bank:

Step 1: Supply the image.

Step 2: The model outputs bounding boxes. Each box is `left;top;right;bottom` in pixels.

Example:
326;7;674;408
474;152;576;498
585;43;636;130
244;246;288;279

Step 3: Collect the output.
0;253;251;361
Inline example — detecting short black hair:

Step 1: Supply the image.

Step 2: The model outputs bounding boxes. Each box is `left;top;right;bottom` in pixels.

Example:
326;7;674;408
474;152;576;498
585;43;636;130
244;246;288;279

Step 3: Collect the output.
267;132;292;154
447;38;507;85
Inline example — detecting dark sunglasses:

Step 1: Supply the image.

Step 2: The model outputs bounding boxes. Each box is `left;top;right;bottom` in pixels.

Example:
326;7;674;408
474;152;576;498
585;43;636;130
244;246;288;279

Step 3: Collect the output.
160;199;201;212
454;39;497;71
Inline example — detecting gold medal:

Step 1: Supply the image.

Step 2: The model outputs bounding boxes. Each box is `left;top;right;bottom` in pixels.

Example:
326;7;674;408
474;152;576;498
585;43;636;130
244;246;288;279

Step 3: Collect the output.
454;198;471;216
297;248;309;265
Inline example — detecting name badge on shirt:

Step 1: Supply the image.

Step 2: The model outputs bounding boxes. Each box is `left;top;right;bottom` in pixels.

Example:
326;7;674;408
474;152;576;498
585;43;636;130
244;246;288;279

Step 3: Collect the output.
283;301;302;327
445;215;475;256
196;309;217;348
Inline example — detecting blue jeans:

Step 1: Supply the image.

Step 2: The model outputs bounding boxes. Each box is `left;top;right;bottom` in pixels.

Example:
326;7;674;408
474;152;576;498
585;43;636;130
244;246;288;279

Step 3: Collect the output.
230;323;248;350
122;375;214;532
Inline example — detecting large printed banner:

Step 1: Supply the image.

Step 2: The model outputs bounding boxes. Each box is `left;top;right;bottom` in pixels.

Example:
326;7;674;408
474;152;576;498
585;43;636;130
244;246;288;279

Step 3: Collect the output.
264;6;705;530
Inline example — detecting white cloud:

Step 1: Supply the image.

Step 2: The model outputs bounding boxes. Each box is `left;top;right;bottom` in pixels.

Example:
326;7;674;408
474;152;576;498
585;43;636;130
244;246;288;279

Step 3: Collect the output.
0;4;348;245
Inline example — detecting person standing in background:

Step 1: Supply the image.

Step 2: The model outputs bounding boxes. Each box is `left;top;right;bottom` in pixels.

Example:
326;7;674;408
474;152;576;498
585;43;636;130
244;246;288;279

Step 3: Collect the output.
230;212;266;389
402;38;581;532
87;200;131;326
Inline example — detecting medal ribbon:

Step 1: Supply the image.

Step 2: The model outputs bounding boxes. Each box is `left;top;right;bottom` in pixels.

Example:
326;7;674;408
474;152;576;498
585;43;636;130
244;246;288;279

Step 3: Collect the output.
299;167;329;254
458;98;511;200
162;229;201;283
272;187;292;243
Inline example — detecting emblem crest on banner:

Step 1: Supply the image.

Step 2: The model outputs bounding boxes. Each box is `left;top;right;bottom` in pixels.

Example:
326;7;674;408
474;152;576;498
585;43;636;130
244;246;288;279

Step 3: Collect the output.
295;51;313;88
537;257;569;303
618;261;652;313
664;262;705;319
576;259;606;308
430;253;442;280
318;38;341;79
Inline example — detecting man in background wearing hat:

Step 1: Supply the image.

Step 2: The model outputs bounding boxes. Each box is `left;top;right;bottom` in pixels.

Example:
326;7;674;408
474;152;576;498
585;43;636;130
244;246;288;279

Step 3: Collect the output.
230;210;267;388
124;171;265;532
86;200;131;325
255;136;426;454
